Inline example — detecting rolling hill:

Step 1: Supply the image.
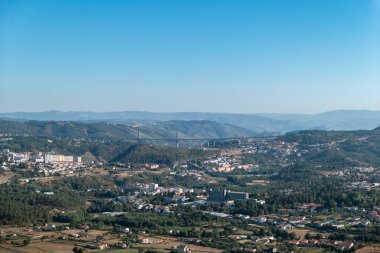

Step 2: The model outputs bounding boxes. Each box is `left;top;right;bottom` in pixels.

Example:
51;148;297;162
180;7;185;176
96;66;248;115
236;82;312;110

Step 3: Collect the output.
0;120;256;141
280;128;380;167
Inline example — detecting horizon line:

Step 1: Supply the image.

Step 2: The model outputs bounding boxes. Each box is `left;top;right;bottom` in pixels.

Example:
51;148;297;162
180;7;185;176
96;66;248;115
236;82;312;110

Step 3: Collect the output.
0;109;379;116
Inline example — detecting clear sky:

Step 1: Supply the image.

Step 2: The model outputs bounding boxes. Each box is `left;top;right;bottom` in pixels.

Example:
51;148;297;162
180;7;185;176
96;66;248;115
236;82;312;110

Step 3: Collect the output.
0;0;379;113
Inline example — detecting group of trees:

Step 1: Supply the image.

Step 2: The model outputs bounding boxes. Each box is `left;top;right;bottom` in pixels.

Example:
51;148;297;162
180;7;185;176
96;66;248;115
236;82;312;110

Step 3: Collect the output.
0;182;85;226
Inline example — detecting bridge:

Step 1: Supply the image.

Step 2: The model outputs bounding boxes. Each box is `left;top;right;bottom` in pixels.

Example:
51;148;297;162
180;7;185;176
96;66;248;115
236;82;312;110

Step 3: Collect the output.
2;133;279;148
121;132;278;148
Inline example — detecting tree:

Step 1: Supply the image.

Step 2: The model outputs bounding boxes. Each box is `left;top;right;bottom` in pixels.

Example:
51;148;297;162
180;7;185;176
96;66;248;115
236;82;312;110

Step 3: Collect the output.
23;237;31;246
73;247;87;253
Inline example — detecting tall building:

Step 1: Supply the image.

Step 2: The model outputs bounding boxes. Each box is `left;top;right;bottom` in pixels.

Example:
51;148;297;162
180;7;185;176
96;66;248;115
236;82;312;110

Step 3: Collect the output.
226;191;249;201
208;189;249;202
64;156;74;162
208;189;227;202
44;154;81;163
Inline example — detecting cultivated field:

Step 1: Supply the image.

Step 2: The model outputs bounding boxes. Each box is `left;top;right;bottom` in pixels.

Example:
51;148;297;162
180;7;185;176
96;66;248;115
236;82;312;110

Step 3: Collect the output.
356;245;380;253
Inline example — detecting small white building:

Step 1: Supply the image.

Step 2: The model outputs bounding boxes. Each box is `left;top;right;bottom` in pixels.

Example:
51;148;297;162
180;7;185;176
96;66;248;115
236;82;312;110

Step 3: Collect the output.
175;245;191;252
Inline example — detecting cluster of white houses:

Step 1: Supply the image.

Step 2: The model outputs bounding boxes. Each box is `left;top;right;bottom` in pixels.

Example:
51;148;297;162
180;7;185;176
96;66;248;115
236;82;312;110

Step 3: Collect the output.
2;149;81;164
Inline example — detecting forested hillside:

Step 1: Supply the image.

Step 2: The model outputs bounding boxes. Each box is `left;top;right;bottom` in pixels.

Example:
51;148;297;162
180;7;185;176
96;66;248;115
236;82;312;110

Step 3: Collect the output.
280;129;380;167
0;120;256;141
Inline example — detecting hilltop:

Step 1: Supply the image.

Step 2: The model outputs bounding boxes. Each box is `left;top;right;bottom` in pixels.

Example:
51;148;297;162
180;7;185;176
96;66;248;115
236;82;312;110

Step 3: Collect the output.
279;128;380;167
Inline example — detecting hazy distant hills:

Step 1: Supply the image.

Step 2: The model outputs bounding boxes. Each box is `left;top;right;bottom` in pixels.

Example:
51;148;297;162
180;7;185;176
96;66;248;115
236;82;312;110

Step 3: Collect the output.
0;120;256;140
1;110;380;133
257;110;380;131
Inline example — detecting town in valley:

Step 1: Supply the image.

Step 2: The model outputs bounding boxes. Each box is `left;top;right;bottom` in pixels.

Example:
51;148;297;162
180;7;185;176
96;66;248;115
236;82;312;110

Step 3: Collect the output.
1;127;380;253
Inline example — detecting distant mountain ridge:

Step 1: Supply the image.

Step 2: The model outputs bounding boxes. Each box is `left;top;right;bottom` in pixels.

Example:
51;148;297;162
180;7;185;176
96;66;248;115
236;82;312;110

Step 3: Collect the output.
1;110;380;133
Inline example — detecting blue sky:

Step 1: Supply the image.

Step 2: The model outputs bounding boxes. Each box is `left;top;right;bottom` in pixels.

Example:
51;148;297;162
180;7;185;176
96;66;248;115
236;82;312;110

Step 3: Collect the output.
0;0;379;113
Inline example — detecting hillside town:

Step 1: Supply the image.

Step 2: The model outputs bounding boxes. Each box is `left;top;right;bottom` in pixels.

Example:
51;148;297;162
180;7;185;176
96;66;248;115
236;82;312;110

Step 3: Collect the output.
1;133;380;253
